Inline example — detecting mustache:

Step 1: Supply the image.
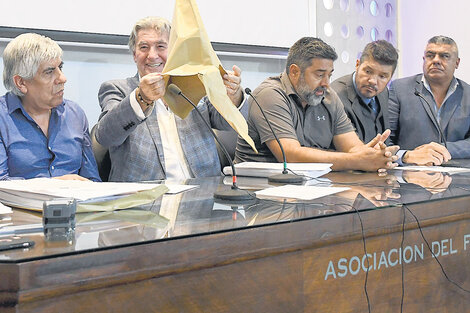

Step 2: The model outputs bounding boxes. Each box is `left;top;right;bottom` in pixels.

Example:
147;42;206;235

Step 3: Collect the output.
364;85;378;92
314;86;327;94
53;85;65;94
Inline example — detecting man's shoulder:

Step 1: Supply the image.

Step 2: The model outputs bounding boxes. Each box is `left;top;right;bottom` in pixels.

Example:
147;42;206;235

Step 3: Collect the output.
255;75;283;92
99;76;138;93
331;74;352;89
330;74;354;103
390;74;421;89
0;94;7;108
323;87;346;112
456;77;470;90
252;75;289;101
62;99;87;117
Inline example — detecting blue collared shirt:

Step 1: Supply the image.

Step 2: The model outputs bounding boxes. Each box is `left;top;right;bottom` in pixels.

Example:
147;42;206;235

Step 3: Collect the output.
422;76;459;122
0;92;101;181
352;72;373;105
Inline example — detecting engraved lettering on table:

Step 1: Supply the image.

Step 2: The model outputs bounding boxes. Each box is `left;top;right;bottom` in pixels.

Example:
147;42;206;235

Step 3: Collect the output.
464;234;470;250
324;244;425;280
431;238;458;257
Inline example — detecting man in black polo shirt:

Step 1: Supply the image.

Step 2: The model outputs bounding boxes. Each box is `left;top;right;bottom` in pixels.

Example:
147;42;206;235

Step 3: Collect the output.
331;40;398;143
235;37;398;172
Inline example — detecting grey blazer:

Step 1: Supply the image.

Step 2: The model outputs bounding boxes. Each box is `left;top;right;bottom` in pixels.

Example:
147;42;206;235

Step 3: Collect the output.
389;74;470;158
95;74;237;182
331;74;390;144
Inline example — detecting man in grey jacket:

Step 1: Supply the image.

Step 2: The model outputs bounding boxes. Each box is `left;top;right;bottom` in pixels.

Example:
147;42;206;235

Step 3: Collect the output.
331;40;398;144
389;36;469;165
95;17;245;182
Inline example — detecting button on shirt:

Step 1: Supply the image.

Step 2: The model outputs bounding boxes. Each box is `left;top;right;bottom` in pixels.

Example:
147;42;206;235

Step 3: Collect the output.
0;92;101;181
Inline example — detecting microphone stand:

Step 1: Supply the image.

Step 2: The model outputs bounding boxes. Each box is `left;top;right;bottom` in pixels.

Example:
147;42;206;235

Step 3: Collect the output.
245;88;304;184
167;84;254;201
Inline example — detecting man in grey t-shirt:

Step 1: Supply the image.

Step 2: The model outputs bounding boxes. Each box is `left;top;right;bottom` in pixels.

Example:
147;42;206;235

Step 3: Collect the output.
235;37;399;172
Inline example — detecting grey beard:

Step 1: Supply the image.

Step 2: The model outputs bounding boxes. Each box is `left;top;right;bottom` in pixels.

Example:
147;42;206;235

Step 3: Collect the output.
306;93;323;106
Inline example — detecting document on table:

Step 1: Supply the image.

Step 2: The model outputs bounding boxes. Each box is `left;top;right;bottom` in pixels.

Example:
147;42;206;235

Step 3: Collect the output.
255;185;350;201
0;202;12;214
223;162;332;178
0;178;171;211
165;184;198;194
396;166;470;174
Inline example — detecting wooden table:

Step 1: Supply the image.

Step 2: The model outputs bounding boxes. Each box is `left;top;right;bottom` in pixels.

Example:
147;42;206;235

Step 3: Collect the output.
1;171;470;312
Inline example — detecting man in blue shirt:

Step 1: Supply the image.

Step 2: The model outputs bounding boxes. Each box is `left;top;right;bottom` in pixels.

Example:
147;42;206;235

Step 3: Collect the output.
0;33;100;181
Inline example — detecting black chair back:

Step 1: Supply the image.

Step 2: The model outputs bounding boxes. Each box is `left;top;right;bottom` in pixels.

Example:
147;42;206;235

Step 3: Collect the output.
90;125;111;182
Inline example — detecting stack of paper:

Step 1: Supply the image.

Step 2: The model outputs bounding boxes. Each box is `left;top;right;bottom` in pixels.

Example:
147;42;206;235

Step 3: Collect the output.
223;162;332;179
0;178;169;212
0;202;12;214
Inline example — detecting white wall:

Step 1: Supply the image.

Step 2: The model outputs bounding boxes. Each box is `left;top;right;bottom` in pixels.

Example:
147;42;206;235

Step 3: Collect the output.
398;0;470;81
0;0;311;48
0;0;313;126
0;44;286;126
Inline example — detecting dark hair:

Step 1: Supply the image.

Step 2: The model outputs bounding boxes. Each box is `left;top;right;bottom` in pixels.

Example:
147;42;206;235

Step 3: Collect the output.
427;35;459;57
286;37;337;74
360;40;399;72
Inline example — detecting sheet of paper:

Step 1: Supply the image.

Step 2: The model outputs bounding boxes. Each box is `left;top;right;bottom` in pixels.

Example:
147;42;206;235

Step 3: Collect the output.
223;162;332;179
165;184;198;194
255;185;350;201
0;178;162;201
0;202;12;214
396;166;470;174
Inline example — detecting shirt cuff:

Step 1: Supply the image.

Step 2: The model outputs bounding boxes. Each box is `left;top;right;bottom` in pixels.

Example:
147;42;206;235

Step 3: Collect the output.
130;88;155;120
396;149;408;166
237;90;247;110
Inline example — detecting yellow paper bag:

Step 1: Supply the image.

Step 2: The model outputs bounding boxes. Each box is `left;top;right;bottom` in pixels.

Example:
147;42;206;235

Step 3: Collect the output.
162;0;257;152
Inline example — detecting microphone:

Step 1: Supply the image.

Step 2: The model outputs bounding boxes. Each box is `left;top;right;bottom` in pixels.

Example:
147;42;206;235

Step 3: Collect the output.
245;88;304;184
167;84;254;201
414;89;447;147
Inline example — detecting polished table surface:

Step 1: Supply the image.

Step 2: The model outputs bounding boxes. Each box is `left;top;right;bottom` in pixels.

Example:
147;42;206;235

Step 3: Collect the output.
1;165;470;312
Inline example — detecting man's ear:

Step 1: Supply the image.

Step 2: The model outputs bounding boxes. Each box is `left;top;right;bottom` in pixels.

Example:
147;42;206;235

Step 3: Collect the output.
132;50;137;64
288;64;301;86
13;75;28;95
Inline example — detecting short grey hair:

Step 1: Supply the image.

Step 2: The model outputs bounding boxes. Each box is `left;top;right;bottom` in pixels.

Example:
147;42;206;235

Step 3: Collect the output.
427;35;459;57
128;16;171;54
3;33;62;96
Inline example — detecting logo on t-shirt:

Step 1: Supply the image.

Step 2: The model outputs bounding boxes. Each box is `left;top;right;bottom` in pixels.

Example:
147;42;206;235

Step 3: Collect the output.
317;115;326;121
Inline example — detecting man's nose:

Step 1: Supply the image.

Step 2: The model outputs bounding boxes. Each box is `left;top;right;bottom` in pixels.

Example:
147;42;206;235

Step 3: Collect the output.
432;54;442;64
368;75;377;85
147;46;158;59
320;76;329;87
56;69;67;84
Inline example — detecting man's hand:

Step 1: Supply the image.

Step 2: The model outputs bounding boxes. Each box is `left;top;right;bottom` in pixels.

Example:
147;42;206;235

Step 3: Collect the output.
223;65;243;107
403;142;451;165
348;143;398;172
351;129;399;172
350;185;401;207
138;73;166;110
403;171;452;194
53;174;89;181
